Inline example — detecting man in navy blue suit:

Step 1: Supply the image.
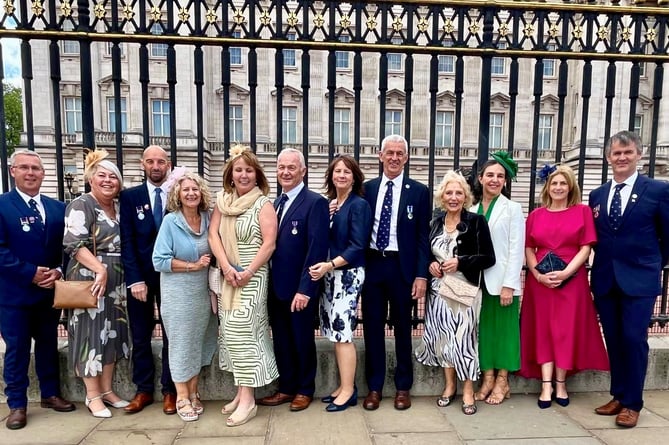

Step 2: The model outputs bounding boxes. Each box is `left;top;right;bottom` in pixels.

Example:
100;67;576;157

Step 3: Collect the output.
361;135;430;411
589;131;669;428
0;150;75;429
120;145;177;414
258;148;329;412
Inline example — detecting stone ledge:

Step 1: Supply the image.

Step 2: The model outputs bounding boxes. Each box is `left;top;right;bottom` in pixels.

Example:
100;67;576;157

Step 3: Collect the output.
1;337;668;402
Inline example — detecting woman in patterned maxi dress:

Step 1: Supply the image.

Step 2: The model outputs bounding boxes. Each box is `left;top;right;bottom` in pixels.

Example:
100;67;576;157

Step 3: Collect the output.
209;147;278;427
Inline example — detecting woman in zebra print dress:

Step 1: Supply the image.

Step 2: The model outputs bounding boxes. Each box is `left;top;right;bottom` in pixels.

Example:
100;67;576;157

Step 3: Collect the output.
415;171;495;415
209;147;278;427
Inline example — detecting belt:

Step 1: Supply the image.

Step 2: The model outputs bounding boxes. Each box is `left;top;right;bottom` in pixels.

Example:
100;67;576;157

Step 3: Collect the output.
368;249;399;258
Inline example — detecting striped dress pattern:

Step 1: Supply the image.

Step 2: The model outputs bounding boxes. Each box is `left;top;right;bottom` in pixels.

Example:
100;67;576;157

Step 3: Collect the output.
217;195;278;387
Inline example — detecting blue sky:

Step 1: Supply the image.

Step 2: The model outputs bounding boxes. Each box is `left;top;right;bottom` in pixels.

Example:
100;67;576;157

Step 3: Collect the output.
2;12;21;87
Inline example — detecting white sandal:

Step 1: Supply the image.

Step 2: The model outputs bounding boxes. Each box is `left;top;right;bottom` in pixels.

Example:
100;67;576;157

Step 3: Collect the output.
176;399;198;422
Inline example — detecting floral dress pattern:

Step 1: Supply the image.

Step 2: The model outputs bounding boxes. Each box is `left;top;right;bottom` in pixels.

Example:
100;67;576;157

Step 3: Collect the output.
64;194;129;377
320;267;364;342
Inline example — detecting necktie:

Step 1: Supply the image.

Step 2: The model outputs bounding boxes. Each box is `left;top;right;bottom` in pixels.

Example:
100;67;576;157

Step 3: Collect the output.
28;198;44;229
610;183;625;230
153;188;163;229
276;193;288;223
376;181;393;251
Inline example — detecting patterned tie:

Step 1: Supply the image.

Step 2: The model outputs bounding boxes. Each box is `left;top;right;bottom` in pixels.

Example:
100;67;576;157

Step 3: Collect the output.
28;198;44;229
610;183;625;230
153;188;163;229
276;193;288;223
376;181;393;251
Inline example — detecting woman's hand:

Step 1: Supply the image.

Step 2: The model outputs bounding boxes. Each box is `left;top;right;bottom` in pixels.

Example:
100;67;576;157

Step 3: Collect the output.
233;268;254;287
500;287;514;307
91;268;108;299
537;272;562;289
429;261;443;278
308;262;332;281
328;199;338;217
197;254;211;270
440;258;459;274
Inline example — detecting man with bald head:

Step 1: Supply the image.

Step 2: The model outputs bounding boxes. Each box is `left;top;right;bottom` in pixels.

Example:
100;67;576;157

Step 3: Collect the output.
120;146;177;414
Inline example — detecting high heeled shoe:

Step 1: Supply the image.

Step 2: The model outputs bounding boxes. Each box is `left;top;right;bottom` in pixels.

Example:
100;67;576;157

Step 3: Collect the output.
101;391;130;409
554;380;570;407
475;373;495;402
537;381;553;409
437;389;457;408
322;385;357;404
85;394;112;418
226;404;257;427
486;375;511;405
325;389;358;412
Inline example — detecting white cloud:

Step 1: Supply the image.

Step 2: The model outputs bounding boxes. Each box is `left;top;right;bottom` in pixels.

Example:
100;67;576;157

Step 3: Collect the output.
2;38;22;87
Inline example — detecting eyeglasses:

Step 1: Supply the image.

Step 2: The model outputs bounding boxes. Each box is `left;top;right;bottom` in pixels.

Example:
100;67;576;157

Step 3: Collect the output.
11;164;44;173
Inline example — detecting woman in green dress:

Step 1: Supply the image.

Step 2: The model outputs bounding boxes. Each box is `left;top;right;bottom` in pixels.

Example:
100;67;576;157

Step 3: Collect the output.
470;152;525;405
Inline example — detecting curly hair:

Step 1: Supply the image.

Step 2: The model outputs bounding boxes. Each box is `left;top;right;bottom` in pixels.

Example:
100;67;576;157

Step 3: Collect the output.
323;155;365;200
435;170;474;210
539;164;581;208
166;171;211;212
221;148;270;195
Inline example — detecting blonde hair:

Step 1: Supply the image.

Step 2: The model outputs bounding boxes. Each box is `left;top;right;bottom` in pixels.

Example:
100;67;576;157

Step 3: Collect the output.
83;148;123;185
166;171;211;212
539;165;581;208
221;146;270;195
435;170;473;210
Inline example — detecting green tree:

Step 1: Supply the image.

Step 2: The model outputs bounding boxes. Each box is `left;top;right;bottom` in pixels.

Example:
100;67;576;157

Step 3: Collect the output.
3;83;23;156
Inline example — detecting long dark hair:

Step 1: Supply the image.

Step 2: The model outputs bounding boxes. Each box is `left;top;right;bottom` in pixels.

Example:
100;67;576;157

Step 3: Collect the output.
323;155;365;200
472;159;510;204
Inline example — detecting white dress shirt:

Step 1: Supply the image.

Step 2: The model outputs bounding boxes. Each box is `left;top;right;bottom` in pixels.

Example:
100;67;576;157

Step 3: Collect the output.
370;172;403;251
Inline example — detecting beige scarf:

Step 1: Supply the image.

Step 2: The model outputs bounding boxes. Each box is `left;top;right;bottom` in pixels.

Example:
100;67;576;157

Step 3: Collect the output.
216;186;264;310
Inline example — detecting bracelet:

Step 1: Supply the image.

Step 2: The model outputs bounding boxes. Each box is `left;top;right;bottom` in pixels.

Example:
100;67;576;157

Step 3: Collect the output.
225;266;233;275
330;260;336;270
245;268;255;276
186;262;191;272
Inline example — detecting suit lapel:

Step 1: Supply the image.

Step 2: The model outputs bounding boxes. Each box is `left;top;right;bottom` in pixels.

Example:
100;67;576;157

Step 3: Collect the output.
397;178;411;223
9;190;45;243
619;176;647;229
280;188;305;231
367;178;381;213
487;195;507;228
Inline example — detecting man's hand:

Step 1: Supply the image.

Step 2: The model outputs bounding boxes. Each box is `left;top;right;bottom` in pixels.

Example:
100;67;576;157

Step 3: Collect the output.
411;278;427;300
130;283;148;302
32;266;49;286
37;268;62;289
291;293;310;312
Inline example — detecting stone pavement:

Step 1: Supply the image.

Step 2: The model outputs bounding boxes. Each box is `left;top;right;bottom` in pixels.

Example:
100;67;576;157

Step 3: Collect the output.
1;390;668;445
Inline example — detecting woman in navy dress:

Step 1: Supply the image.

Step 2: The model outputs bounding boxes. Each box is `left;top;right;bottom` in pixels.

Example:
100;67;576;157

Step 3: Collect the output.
309;155;371;412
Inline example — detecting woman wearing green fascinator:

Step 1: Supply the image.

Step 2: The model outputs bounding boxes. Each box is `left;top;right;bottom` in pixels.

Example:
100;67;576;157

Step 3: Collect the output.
470;151;525;405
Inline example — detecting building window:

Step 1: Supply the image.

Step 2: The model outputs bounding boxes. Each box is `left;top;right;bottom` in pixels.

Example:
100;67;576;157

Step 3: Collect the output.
152;99;170;136
230;30;242;65
334;108;350;145
538;114;553;150
107;97;128;133
150;23;168;58
491;41;507;75
336;35;350;69
638;62;646;77
543;43;556;77
436;111;454;147
385;110;402;136
388;37;403;72
282;107;297;143
489;113;504;149
438;40;455;74
229;105;243;142
61;22;80;54
105;42;125;57
283;33;297;67
634;114;643;140
64;97;82;134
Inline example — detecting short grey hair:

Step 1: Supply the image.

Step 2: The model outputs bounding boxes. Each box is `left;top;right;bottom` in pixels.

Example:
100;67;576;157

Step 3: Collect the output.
10;149;44;169
278;148;306;168
380;134;408;154
605;130;642;157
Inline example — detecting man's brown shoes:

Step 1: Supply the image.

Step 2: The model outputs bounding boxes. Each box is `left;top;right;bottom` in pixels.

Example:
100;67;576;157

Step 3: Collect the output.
289;394;312;411
163;393;177;415
363;391;381;410
394;390;411;410
616;408;640;428
124;392;154;414
6;408;27;430
595;399;623;416
257;392;294;406
40;396;75;412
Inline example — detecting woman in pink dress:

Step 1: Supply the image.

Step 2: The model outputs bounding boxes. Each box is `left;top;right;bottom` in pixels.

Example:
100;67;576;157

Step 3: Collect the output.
519;165;609;409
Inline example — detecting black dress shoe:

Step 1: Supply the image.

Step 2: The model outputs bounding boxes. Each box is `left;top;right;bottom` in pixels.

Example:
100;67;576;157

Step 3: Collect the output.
40;395;76;412
325;389;358;412
6;408;27;430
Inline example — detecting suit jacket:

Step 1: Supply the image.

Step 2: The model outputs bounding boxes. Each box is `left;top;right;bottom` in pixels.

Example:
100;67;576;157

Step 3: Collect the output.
271;187;329;301
429;209;496;285
589;174;669;297
120;184;161;290
470;195;525;295
329;194;372;269
0;190;65;307
364;176;431;283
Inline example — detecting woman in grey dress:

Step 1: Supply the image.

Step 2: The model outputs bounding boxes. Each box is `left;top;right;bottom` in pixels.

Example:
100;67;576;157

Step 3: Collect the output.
64;150;130;418
152;171;217;422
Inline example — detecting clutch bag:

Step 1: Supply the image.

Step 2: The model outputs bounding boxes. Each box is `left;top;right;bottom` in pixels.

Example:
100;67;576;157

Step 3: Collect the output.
53;280;97;309
438;273;479;307
534;251;574;288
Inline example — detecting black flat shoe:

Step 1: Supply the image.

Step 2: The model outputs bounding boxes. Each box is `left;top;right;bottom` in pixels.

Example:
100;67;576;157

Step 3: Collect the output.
325;390;358;412
321;394;335;403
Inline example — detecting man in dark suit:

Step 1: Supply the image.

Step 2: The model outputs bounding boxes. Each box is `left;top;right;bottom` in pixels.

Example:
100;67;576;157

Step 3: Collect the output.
257;148;329;412
0;150;75;430
120;145;176;414
589;130;669;428
361;134;430;410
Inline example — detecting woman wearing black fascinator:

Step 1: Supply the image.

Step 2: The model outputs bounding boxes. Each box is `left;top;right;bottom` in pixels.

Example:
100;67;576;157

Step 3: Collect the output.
518;164;608;409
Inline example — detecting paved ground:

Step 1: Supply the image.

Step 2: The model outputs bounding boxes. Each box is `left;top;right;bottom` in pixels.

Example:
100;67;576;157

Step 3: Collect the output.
1;390;668;444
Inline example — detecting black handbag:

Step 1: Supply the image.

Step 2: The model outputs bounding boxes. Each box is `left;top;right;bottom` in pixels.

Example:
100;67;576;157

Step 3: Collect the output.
534;251;574;288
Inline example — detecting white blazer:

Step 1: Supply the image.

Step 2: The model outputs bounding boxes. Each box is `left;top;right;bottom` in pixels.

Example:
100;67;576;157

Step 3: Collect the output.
470;195;525;295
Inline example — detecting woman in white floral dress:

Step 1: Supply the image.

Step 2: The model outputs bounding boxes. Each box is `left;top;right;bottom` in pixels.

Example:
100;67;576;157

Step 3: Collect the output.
63;150;130;418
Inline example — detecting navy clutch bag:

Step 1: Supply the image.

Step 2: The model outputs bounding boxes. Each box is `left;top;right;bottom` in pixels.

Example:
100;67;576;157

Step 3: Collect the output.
535;251;574;288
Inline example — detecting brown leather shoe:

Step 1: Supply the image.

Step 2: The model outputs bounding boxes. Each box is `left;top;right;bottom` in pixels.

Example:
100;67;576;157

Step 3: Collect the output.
40;395;76;412
394;390;411;410
289;394;313;412
124;392;154;414
162;393;177;415
257;392;295;406
6;408;27;430
616;408;640;428
595;399;623;416
363;391;382;411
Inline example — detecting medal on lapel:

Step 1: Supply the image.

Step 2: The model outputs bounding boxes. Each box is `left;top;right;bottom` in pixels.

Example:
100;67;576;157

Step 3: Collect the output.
631;193;638;203
592;204;600;219
407;205;414;220
291;221;298;235
136;205;145;220
20;217;30;232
